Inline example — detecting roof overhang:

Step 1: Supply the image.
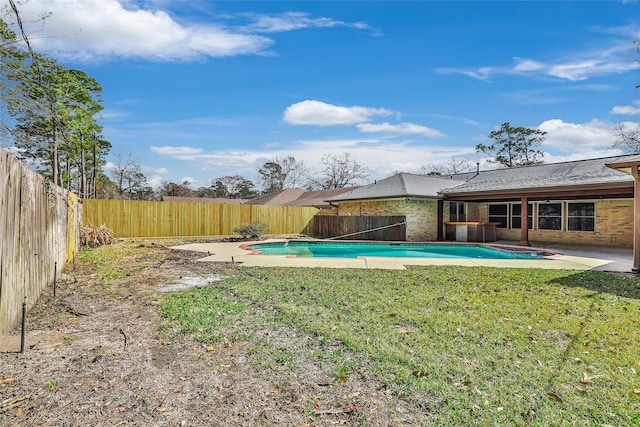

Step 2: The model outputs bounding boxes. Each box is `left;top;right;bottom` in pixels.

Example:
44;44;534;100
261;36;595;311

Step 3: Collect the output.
327;195;441;203
606;159;640;178
443;182;633;202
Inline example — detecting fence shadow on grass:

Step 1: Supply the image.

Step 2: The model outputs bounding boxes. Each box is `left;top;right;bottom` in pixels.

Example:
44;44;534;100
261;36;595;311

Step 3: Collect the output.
550;269;640;300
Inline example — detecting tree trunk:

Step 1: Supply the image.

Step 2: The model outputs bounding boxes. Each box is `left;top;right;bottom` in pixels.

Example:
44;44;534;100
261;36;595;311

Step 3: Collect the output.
80;138;86;198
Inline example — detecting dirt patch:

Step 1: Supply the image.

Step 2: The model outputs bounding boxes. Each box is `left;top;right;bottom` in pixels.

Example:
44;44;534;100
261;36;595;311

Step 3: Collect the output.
0;241;426;426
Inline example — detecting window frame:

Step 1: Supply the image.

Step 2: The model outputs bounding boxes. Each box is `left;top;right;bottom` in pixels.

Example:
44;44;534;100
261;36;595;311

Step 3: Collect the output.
566;201;595;232
486;200;596;232
537;202;563;231
449;201;467;222
488;203;509;228
510;203;533;230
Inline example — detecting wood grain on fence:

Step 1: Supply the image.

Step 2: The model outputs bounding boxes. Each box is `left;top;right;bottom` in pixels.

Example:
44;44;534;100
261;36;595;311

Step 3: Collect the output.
0;148;79;334
313;215;406;240
82;199;318;238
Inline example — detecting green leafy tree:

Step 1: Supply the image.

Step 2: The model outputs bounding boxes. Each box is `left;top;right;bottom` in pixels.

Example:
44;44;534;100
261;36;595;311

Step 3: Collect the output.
94;172;120;199
159;180;196;197
258;156;311;193
197;180;231;198
11;56;107;189
476;122;545;167
214;175;257;198
0;14;109;196
259;161;286;193
0;17;28;140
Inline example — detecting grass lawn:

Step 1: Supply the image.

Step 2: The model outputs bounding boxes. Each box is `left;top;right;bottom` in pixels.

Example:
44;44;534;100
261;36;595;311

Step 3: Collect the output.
160;265;640;426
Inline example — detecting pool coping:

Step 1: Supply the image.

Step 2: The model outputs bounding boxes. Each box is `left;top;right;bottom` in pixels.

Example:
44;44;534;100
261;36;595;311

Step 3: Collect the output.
170;239;622;271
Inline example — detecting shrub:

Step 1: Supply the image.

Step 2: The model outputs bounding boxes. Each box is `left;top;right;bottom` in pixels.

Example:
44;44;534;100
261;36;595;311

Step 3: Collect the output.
233;221;267;239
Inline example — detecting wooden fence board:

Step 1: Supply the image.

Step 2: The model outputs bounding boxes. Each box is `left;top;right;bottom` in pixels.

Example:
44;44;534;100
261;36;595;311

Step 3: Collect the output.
313;215;406;240
0;148;78;334
82;199;318;238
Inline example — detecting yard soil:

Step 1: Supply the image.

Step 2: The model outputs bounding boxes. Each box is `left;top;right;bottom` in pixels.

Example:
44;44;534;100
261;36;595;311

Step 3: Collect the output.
0;241;424;426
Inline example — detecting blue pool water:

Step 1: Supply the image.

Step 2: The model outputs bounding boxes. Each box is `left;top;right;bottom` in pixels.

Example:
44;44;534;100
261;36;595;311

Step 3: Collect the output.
249;242;546;260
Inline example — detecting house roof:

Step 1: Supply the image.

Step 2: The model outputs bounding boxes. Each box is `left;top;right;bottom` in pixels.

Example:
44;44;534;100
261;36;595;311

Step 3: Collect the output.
161;196;247;204
444;154;635;197
327;173;466;202
161;188;358;208
244;188;306;205
325;155;639;204
284;187;357;207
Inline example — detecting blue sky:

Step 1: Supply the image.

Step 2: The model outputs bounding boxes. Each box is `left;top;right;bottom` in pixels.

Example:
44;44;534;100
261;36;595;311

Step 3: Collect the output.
7;0;640;190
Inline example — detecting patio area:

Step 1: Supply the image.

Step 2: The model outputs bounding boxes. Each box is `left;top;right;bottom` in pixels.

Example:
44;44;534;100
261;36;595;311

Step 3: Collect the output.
171;240;635;272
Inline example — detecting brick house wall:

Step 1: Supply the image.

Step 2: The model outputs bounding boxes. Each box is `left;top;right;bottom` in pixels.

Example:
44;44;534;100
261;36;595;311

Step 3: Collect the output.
336;198;439;241
474;199;633;248
330;197;633;247
444;200;480;222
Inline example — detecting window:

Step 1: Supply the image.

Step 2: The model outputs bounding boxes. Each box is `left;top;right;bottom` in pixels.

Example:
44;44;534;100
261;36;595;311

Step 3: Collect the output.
538;203;562;230
449;202;466;222
567;202;595;231
487;200;596;232
488;204;508;228
511;203;533;229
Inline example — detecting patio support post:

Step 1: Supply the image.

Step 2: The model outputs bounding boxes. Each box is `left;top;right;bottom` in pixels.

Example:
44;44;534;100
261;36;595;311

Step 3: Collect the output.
632;168;640;273
437;199;444;241
519;196;530;246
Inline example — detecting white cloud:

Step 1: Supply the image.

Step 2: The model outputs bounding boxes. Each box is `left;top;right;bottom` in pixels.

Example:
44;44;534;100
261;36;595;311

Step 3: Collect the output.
513;58;545;72
356;122;444;137
500;89;566;105
611;100;640;115
8;1;377;62
240;12;376;34
436;66;495;81
11;0;272;61
440;56;638;82
542;148;625;165
537;119;617;150
437;35;640;82
147;175;164;189
141;165;169;175
546;59;634;81
283;100;393;126
145;137;480;185
150;145;203;157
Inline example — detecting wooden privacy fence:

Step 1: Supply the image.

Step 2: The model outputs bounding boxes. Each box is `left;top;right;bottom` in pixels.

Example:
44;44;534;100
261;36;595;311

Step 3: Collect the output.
82;199;318;238
313;215;407;241
1;148;80;334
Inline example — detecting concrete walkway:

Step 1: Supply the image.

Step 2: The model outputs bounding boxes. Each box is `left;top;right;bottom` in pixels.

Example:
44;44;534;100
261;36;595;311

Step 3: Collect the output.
170;239;635;272
520;241;634;273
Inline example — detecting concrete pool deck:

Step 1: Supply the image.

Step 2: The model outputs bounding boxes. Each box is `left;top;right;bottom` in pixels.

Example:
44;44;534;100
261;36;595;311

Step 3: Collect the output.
170;239;635;272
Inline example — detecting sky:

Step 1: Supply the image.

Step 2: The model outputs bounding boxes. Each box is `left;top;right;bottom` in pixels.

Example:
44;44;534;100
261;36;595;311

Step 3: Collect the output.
5;0;640;191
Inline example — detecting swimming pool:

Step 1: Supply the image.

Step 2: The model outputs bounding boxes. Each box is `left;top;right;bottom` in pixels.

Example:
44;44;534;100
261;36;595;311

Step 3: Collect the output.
248;241;548;260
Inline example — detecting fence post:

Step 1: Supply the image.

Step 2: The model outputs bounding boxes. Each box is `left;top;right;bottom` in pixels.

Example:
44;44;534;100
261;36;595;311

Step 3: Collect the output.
20;297;26;353
53;261;57;299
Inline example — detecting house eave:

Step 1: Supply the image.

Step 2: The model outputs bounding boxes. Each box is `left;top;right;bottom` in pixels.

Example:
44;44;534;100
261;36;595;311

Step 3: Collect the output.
443;182;634;202
328;194;442;204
